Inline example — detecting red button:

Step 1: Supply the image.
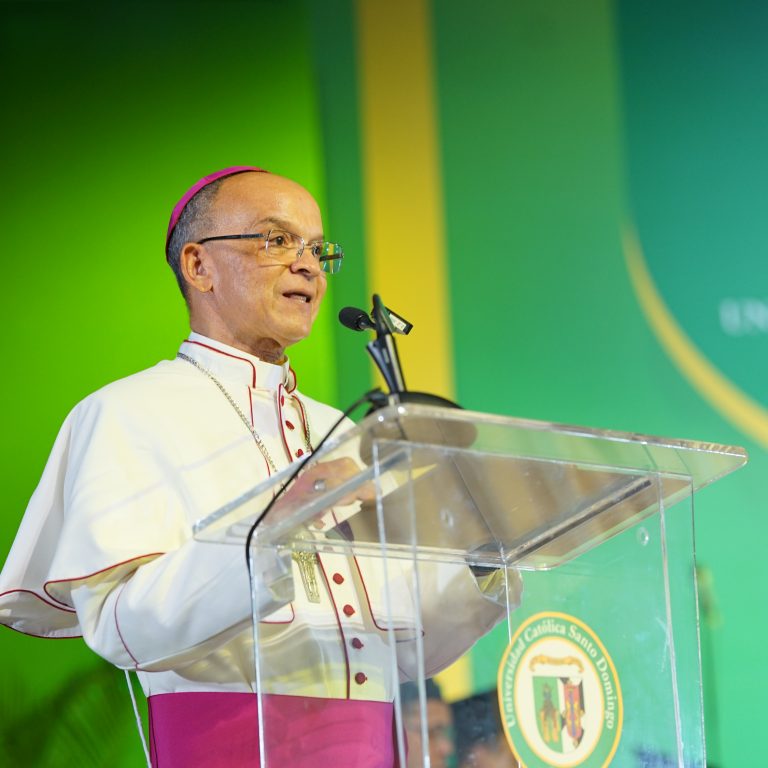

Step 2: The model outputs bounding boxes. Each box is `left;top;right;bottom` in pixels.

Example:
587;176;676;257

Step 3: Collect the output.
354;672;367;685
281;396;285;406
296;449;304;457
333;573;344;585
343;604;355;617
286;420;295;430
351;638;364;649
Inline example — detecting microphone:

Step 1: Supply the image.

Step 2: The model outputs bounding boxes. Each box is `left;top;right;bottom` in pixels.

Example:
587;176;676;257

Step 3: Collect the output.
339;306;376;332
338;301;406;392
339;305;413;335
340;293;462;411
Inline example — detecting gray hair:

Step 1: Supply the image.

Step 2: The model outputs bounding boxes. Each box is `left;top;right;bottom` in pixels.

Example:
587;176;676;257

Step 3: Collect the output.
166;176;230;298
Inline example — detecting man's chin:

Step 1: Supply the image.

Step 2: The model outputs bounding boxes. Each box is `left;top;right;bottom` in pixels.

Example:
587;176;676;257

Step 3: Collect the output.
279;324;316;349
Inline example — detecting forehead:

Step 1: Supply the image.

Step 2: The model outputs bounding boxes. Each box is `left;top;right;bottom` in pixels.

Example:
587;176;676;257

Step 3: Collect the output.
211;173;322;234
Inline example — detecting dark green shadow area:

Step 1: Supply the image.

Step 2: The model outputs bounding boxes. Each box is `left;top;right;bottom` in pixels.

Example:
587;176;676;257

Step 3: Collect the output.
0;3;326;764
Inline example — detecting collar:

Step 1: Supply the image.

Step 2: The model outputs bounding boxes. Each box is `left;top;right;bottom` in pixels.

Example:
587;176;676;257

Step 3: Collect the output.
179;333;297;392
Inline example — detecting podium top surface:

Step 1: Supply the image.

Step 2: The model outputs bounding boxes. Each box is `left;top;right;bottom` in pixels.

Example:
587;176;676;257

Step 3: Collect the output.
193;404;747;568
357;403;747;483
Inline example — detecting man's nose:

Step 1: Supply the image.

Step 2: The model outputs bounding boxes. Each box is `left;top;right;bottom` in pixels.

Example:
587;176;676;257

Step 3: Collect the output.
291;246;322;277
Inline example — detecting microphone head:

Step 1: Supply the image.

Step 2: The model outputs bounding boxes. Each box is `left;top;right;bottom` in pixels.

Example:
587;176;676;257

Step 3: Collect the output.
339;306;375;332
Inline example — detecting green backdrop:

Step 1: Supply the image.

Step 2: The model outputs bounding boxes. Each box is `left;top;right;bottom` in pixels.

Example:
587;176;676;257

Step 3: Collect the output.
2;1;765;766
1;3;336;764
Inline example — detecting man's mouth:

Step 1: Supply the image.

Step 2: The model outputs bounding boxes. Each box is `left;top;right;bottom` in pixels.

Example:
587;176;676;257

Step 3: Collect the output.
283;292;311;303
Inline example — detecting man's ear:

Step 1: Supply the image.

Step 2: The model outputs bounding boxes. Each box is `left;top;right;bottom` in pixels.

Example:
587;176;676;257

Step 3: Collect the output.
180;242;214;294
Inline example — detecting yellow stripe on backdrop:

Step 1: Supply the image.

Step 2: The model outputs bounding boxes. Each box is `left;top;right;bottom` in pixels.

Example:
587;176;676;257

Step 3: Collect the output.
356;0;470;702
355;0;454;400
624;223;768;449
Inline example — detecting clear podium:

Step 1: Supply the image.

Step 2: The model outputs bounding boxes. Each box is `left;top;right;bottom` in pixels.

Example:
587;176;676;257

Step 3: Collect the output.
193;403;746;768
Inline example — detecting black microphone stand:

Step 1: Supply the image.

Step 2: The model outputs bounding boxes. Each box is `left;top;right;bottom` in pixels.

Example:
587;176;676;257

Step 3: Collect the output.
365;294;460;410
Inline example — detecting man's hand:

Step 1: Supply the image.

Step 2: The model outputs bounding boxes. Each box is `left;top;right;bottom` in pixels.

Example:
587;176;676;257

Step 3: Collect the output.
268;457;376;525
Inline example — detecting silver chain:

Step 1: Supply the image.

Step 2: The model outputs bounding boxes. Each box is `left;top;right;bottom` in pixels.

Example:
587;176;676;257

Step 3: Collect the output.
178;351;323;602
176;351;298;474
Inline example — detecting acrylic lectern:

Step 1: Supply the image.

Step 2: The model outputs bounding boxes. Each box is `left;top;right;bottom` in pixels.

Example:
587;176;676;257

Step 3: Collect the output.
194;403;745;768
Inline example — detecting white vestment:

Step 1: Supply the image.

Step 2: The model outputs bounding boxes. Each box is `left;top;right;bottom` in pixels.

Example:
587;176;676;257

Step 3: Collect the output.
0;335;510;702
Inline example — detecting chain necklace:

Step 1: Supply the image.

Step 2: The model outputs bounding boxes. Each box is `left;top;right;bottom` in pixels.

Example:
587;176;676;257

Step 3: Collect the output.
177;351;321;602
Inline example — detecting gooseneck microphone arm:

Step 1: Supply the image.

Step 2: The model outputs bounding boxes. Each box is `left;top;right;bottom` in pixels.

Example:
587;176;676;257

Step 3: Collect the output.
338;296;459;408
367;294;407;394
339;297;408;395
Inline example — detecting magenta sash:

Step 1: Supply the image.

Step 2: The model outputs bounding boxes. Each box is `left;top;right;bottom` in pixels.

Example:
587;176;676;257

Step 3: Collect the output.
148;692;398;767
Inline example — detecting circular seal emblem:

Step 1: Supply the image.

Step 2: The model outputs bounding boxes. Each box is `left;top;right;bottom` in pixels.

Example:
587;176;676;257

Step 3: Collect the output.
497;611;623;768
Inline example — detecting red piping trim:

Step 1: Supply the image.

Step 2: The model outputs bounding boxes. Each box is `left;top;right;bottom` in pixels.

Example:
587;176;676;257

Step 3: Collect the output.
0;587;76;613
293;394;312;450
352;556;417;635
0;622;81;640
42;552;165;607
181;340;257;387
247;388;272;477
259;602;295;625
316;556;351;699
329;512;418;636
276;385;293;462
287;365;297;393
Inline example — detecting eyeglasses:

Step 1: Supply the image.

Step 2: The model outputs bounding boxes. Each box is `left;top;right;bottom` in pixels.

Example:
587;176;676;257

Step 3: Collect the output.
197;228;343;274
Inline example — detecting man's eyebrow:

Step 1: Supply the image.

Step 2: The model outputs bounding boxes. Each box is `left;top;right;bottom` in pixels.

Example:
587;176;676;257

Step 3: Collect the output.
248;216;324;241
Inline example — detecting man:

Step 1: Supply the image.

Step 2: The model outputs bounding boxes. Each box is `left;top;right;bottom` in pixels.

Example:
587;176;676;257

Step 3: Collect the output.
453;690;518;768
401;680;456;768
0;167;513;767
